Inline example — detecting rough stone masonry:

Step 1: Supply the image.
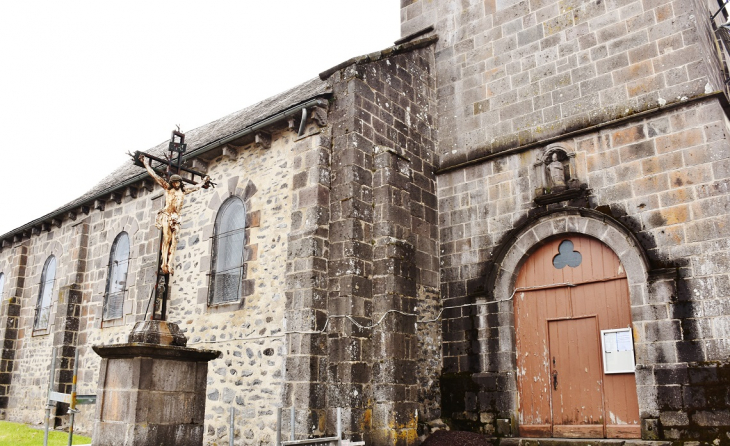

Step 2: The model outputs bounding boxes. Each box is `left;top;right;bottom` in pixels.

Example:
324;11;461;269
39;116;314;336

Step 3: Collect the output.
0;0;730;444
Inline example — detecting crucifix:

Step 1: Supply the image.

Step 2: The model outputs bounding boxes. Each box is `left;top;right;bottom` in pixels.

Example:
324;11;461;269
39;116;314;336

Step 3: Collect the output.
131;130;215;320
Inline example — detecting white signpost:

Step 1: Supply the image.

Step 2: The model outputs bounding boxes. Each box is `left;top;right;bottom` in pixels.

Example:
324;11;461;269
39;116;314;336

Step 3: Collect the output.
44;347;97;446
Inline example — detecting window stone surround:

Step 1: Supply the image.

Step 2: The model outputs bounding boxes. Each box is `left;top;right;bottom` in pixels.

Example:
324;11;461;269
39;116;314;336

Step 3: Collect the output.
198;179;260;313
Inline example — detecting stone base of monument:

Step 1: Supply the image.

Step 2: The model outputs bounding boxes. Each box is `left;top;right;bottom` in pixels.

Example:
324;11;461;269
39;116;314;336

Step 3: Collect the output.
128;320;189;346
91;321;220;446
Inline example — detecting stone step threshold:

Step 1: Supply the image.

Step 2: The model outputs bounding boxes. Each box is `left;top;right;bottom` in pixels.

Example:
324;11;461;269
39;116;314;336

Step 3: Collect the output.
281;437;365;446
282;437;340;446
498;439;669;446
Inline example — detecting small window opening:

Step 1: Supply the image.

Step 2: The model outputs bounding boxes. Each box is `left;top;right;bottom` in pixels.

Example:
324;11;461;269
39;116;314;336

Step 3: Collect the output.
209;197;246;305
104;232;130;320
35;256;56;330
552;240;582;269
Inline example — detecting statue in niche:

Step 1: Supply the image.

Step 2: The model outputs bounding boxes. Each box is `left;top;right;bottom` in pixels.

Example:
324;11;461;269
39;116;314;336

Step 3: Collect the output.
533;145;585;204
546;152;567;192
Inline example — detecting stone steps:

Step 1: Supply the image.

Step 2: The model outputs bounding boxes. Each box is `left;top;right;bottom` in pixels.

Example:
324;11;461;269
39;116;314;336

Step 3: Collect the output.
498;439;670;446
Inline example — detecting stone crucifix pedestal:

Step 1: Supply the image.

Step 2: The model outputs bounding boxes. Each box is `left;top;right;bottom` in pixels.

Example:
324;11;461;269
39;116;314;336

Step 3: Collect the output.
91;321;220;446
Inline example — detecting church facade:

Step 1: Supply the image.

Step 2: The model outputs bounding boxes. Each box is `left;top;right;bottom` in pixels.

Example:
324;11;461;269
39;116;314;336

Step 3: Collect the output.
0;0;729;444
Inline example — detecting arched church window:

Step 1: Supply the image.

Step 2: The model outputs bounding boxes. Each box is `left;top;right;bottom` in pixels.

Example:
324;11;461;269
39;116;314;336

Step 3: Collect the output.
0;272;5;299
209;196;246;305
34;256;56;330
104;232;130;320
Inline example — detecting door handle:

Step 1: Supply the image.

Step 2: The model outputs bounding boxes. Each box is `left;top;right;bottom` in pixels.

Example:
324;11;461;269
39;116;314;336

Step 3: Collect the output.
552;370;558;390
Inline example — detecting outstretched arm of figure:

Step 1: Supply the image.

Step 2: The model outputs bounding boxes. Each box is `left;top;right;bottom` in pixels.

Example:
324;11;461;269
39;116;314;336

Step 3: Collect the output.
140;155;170;190
184;175;211;195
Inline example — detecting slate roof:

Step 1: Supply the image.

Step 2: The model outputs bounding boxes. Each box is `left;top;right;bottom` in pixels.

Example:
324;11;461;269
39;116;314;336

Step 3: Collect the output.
1;32;439;241
1;76;330;239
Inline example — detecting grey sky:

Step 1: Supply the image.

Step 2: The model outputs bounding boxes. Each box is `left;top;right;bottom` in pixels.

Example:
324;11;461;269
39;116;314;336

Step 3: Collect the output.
0;1;400;234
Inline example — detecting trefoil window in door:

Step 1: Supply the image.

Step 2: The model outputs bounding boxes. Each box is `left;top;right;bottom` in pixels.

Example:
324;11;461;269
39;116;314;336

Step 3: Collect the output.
34;256;56;330
104;232;130;320
209;197;246;305
552;239;582;269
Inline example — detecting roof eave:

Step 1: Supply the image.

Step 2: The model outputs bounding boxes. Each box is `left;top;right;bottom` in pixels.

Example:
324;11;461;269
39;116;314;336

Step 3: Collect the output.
0;95;330;245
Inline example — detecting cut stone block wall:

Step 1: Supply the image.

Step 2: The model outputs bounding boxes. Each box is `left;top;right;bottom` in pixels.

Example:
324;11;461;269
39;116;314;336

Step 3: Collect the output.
398;0;730;441
436;95;730;442
402;0;726;168
324;43;440;444
0;244;26;412
284;131;332;437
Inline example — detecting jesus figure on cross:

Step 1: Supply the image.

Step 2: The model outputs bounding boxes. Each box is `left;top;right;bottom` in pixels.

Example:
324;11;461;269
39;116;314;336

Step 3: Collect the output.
140;154;211;275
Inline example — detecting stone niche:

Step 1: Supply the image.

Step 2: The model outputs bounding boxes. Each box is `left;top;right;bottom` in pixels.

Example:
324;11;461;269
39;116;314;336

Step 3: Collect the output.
92;342;220;446
532;144;584;205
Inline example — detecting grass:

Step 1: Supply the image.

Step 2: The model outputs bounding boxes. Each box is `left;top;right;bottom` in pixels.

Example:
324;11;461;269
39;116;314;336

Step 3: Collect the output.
0;420;92;445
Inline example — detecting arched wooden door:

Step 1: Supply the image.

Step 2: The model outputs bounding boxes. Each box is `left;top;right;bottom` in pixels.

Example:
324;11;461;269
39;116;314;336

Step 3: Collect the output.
514;235;640;439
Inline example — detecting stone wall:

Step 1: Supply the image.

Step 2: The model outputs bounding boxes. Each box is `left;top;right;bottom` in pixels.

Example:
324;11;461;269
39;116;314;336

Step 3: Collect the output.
0;37;443;445
322;42;441;444
0;123;311;445
398;0;730;442
436;96;730;442
171;129;295;445
4;216;80;425
402;0;726;167
0;244;26;413
284;130;332;437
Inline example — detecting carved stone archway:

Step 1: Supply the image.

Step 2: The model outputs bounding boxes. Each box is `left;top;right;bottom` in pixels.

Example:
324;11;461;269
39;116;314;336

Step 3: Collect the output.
489;209;650;302
480;208;653;434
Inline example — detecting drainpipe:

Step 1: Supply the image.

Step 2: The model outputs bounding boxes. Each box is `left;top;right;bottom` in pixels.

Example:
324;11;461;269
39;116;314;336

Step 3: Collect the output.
298;107;308;137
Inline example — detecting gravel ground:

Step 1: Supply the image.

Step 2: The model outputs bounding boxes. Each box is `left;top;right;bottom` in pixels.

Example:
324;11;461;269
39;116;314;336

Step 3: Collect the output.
421;430;494;446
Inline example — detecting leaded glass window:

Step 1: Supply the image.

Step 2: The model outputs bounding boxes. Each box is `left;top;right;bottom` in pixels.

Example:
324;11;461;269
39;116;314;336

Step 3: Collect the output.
34;256;56;329
104;232;130;320
210;197;246;304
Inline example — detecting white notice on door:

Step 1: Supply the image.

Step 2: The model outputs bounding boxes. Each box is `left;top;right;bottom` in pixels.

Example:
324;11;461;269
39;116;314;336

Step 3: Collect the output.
601;328;636;374
616;331;632;351
604;332;616;352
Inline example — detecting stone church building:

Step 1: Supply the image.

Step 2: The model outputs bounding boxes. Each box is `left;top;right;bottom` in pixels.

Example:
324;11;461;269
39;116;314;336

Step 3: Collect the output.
1;0;730;444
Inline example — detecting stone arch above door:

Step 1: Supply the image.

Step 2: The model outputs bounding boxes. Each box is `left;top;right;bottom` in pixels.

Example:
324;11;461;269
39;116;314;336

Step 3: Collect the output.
488;208;650;306
479;208;652;438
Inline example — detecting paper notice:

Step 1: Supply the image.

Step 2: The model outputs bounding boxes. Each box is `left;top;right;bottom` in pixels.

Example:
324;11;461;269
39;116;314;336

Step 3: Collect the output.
604;332;616;353
616;330;633;351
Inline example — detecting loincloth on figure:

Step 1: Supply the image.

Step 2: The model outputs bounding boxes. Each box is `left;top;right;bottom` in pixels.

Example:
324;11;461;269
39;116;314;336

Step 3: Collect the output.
155;211;181;232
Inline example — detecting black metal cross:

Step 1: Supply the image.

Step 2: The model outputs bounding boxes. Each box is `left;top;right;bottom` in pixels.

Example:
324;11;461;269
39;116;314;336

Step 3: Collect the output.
131;129;216;321
131;129;215;186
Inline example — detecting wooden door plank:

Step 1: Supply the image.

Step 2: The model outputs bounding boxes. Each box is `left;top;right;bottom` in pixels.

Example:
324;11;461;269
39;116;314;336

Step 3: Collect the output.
515;235;640;439
519;424;552;438
606;424;641;438
517;236;626;289
515;287;570;427
548;317;604;431
552;424;604;438
571;278;641;431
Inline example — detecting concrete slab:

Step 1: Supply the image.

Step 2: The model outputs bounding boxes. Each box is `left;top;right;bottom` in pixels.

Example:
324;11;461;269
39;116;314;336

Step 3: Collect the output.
496;439;670;446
